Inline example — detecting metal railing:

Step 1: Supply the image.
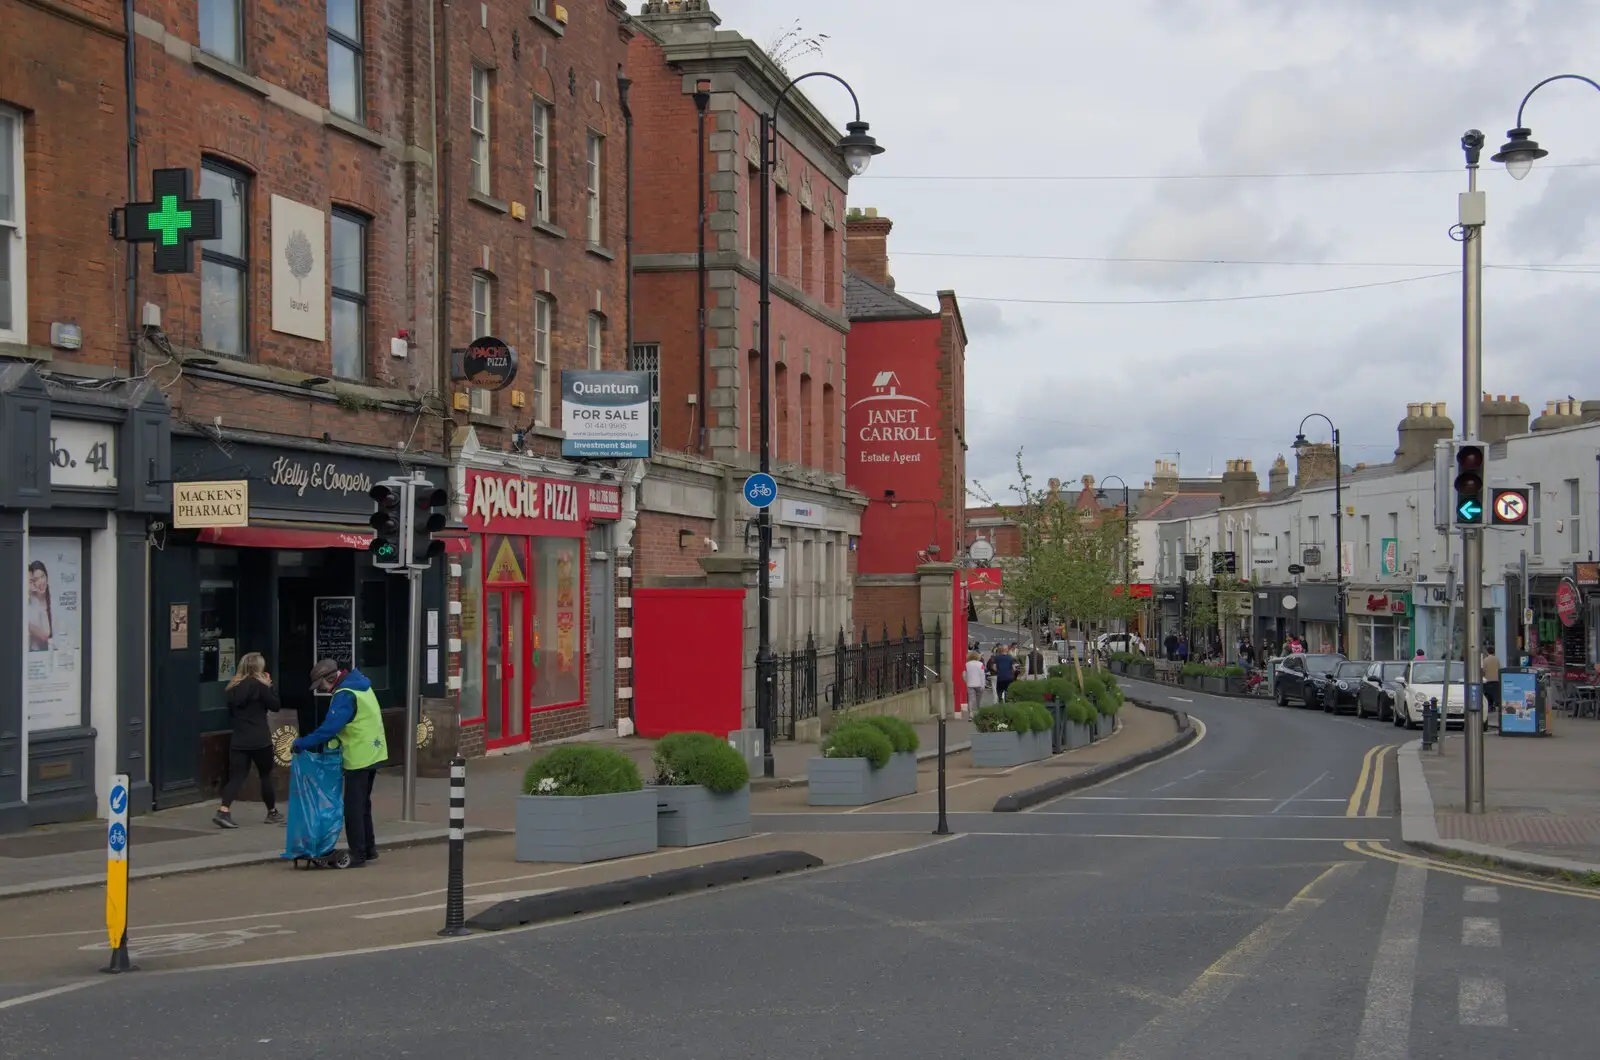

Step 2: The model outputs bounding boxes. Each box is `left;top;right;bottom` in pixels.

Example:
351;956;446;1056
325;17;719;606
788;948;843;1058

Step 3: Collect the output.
770;619;942;740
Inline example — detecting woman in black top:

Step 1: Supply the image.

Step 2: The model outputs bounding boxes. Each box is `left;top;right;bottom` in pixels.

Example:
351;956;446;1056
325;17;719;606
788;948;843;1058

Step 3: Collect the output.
215;652;283;829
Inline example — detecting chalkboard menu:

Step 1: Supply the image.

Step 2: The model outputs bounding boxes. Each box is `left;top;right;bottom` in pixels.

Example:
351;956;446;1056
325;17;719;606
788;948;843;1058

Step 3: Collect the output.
314;596;356;670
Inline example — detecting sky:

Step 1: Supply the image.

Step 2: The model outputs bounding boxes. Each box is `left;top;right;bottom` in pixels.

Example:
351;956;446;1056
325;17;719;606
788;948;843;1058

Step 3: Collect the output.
706;0;1600;505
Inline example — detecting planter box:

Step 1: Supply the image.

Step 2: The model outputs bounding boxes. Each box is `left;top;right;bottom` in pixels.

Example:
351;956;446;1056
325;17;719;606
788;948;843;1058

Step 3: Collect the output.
970;730;1050;768
652;784;752;847
514;789;658;864
1097;714;1115;739
1202;676;1227;695
1110;661;1127;675
808;751;918;806
1222;676;1248;696
1066;721;1091;748
1135;664;1156;680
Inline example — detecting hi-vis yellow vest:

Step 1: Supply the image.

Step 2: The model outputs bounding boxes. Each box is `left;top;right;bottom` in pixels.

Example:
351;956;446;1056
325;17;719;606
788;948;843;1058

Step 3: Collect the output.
336;686;388;770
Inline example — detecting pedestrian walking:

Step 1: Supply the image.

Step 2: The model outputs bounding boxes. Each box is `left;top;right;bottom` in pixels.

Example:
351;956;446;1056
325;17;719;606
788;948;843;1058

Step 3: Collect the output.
1482;648;1502;719
293;659;389;868
993;644;1017;702
215;652;283;829
964;651;987;710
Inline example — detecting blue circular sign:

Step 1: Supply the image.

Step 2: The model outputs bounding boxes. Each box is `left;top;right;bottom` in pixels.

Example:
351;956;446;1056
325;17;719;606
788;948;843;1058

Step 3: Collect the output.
743;473;778;509
108;822;127;853
109;785;128;816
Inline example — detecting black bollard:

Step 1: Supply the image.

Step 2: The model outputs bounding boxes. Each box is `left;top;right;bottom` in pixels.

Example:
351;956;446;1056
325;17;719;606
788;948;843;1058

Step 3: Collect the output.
1421;699;1440;751
933;715;951;836
438;758;469;937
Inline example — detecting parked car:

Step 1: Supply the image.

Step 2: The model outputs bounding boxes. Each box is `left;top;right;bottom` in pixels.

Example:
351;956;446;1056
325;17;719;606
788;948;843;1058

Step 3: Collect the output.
1392;659;1467;729
1095;632;1146;656
1274;653;1347;707
1357;661;1410;721
1322;661;1371;715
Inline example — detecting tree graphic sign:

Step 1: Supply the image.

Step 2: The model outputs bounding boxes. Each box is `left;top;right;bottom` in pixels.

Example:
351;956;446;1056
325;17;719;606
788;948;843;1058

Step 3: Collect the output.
270;195;327;341
285;230;315;296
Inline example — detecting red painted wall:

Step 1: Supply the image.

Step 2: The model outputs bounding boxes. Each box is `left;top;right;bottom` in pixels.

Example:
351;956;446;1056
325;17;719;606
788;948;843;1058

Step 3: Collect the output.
632;589;744;739
847;317;948;572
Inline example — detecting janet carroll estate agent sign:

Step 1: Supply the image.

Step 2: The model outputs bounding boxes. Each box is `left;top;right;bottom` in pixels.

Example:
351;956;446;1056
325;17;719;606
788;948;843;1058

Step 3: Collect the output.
849;371;940;466
561;370;652;458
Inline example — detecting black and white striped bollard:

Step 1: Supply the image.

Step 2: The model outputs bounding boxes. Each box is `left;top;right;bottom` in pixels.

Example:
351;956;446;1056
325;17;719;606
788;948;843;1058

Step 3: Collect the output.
438;758;468;937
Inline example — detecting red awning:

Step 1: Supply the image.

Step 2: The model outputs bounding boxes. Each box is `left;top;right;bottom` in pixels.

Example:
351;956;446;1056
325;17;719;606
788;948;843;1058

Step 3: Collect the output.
198;526;373;550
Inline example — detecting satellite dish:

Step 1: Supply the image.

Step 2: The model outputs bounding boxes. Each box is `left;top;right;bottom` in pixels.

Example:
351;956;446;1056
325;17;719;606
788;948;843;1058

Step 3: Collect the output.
1283;595;1298;610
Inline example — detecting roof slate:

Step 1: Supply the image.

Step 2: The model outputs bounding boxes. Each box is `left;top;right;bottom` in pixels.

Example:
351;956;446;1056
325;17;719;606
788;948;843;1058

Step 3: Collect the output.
845;271;937;321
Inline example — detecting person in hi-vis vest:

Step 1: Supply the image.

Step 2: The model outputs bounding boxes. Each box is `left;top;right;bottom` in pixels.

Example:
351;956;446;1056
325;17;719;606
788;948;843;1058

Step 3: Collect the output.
294;659;389;868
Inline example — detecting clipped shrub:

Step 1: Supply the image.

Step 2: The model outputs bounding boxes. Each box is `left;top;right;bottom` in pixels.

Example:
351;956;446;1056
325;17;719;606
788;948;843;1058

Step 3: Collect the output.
652;731;750;793
1065;697;1097;725
1002;680;1048;703
523;745;643;797
973;705;1012;733
859;714;919;754
1003;702;1052;733
822;720;894;768
1047;663;1069;679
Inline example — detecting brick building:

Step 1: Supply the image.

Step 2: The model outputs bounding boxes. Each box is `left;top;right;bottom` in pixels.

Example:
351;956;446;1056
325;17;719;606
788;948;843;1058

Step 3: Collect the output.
623;1;865;732
0;0;633;830
842;208;967;641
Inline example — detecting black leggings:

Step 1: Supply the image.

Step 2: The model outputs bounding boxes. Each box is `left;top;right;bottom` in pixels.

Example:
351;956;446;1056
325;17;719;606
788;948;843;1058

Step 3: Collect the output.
221;747;277;811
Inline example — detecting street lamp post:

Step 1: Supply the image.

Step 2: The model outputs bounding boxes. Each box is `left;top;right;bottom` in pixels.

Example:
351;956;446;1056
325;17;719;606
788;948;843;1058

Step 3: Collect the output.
755;73;882;777
1097;474;1134;646
1293;415;1344;656
1467;72;1600;814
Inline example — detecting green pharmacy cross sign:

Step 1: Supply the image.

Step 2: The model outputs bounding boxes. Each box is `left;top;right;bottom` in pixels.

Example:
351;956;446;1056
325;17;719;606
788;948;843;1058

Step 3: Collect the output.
122;168;221;275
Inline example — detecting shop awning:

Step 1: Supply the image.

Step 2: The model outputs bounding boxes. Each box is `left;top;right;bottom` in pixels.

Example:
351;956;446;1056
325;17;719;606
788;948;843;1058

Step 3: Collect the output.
197;524;477;553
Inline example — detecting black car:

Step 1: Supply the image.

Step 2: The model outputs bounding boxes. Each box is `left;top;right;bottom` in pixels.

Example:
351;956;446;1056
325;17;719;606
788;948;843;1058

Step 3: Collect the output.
1356;661;1409;721
1274;653;1347;707
1322;661;1371;715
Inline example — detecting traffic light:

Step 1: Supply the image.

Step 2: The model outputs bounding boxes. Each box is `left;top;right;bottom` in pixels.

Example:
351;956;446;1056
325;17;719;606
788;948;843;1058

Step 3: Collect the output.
1454;443;1486;525
409;481;448;570
368;480;409;569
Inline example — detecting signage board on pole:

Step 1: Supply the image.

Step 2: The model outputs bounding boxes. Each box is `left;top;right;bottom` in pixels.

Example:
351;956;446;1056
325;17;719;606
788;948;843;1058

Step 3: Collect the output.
104;773;136;972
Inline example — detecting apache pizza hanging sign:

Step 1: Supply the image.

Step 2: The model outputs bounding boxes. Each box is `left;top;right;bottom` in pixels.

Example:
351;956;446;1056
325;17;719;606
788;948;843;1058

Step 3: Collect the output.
463;470;621;535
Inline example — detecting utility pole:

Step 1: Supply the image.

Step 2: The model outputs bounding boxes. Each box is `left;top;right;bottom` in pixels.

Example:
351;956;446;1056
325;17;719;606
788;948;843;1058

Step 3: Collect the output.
1460;130;1488;814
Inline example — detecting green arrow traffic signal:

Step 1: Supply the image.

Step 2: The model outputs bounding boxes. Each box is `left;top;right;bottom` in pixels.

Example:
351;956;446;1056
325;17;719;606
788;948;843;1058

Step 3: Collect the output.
1457;498;1483;523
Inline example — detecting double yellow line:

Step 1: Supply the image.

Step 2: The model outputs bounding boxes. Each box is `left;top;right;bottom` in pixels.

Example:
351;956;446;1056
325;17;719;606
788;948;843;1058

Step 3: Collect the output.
1347;840;1600;901
1346;744;1395;817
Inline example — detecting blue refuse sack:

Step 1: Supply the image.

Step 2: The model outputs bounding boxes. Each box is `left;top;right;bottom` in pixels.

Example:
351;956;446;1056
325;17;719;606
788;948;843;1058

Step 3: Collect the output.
283;747;344;861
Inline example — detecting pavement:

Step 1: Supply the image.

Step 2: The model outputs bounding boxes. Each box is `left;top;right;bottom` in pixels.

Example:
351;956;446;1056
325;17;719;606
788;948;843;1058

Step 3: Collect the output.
1400;712;1600;874
11;679;1600;1057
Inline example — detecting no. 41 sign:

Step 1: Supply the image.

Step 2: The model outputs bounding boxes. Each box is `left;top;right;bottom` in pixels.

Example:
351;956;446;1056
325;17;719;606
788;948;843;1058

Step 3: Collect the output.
49;419;118;490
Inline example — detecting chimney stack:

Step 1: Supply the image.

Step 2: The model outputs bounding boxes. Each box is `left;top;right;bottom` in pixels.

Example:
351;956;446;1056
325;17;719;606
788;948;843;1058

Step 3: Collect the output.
1479;393;1531;444
1268;454;1289;494
1295;442;1338;489
1151;459;1179;497
845;207;894;288
1532;399;1585;432
1220;458;1260;507
1394;401;1454;468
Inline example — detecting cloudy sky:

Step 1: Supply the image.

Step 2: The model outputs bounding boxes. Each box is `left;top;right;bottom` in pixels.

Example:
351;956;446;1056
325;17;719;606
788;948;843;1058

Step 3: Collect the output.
710;0;1600;502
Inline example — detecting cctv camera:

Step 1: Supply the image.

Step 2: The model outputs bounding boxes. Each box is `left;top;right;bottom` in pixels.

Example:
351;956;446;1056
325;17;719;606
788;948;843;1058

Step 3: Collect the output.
705;538;720;552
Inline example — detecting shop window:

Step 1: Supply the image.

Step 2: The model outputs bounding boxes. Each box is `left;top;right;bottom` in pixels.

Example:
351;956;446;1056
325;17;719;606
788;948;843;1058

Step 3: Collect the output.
356;578;390;689
25;535;87;733
0;107;25;344
532;536;582;708
459;543;483;724
197;548;241;715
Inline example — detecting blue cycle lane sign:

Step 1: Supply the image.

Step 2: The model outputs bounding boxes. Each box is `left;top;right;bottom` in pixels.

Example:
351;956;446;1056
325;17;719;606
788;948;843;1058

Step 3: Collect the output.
743;473;778;509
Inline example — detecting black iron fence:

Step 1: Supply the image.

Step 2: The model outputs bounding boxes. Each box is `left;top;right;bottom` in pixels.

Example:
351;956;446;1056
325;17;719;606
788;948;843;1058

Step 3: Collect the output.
771;620;942;740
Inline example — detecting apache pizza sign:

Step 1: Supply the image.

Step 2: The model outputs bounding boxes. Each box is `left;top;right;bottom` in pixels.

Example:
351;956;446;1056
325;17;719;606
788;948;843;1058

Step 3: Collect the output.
850;371;939;466
463;470;621;535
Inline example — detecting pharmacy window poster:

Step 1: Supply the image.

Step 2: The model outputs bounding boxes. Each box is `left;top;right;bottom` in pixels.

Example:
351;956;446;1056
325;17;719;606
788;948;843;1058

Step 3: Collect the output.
25;536;84;733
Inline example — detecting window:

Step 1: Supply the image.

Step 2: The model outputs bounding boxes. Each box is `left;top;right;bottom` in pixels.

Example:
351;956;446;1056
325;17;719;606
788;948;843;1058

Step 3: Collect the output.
199;159;249;358
1361;514;1371;571
25;536;87;733
1568;478;1581;554
1307;516;1319;559
585;133;602;244
198;0;243;64
327;0;363;120
823;224;838;307
1531;482;1542;555
774;187;789;276
470;272;492;415
629;343;661;452
532;101;551;222
0;108;24;343
470;67;491;195
745;167;758;260
586;313;603;370
330;210;366;379
531;537;583;708
532;294;551;426
800;206;816;296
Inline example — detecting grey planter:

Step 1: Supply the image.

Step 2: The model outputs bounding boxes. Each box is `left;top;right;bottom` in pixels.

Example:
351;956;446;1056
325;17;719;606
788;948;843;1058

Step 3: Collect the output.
970;730;1050;768
1202;676;1227;695
514;789;658;864
809;751;918;806
1066;721;1091;748
1097;713;1114;739
1135;664;1156;680
651;784;752;847
1222;676;1248;696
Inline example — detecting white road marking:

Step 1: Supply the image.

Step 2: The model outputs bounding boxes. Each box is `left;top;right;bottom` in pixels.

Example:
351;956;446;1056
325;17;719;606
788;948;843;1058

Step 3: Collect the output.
0;981;100;1012
353;889;558;920
1029;811;1372;820
1168;696;1194;703
1459;976;1509;1026
1351;863;1427;1060
1272;771;1331;814
1461;917;1501;948
1019;716;1209;810
1464;885;1499;903
1068;796;1348;803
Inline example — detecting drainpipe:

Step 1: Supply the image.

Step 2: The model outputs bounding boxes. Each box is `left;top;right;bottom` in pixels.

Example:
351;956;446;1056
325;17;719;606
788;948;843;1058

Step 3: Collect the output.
617;65;638;723
124;0;140;374
693;80;710;455
435;0;454;456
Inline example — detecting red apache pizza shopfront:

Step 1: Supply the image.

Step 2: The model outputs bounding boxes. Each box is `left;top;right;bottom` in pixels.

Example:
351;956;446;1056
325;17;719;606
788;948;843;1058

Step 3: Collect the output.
457;469;622;750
